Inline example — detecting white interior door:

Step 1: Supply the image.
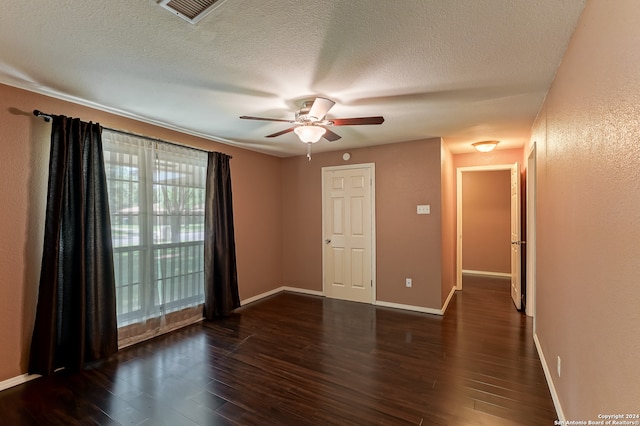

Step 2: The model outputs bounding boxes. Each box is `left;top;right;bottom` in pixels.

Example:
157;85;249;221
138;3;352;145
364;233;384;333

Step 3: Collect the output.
510;162;522;309
322;164;374;304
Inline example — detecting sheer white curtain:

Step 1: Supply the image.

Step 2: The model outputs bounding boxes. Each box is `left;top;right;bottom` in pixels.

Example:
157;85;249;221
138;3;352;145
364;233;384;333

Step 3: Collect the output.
102;130;207;347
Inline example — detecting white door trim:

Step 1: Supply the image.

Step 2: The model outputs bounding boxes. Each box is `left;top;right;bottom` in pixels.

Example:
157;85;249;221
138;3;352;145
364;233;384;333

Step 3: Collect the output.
526;143;537;322
456;164;514;290
321;163;376;303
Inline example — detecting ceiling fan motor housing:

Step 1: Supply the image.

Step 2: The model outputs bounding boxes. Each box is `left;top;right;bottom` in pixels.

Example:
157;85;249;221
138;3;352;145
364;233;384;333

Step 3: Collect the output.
296;100;318;123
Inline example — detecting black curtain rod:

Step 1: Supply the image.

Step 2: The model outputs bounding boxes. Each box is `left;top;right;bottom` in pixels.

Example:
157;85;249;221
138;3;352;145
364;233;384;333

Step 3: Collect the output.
32;109;231;158
33;109;52;122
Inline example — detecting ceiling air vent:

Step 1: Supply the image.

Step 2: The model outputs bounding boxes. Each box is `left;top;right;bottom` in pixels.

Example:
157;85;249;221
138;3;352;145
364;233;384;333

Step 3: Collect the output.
158;0;227;24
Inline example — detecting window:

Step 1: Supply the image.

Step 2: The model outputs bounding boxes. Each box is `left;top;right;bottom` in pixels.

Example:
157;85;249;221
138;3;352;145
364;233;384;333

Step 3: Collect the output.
102;130;207;329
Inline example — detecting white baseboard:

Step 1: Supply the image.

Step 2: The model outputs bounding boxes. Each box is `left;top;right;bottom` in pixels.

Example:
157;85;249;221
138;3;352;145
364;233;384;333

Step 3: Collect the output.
240;286;324;306
0;373;40;392
462;269;511;278
246;285;456;317
375;300;443;316
375;285;456;316
441;286;457;314
534;333;564;422
240;287;284;306
281;286;324;297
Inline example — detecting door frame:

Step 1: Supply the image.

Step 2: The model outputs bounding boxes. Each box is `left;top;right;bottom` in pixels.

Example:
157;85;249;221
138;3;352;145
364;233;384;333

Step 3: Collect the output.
526;143;537;322
456;164;516;290
321;163;377;303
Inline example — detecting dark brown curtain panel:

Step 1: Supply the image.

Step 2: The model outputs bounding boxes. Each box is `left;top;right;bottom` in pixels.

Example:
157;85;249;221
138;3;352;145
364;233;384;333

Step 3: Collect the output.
29;115;118;376
204;152;240;319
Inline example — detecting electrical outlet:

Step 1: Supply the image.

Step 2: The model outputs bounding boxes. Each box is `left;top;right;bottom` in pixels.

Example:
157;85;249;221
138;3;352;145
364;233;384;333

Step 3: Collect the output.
406;278;412;288
557;356;561;377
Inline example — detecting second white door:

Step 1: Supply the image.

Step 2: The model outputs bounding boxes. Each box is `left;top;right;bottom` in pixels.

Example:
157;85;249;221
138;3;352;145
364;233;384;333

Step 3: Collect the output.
322;164;374;304
510;162;522;309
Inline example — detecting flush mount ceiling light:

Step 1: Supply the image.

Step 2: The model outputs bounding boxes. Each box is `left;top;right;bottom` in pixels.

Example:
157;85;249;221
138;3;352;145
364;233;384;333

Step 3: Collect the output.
294;125;326;143
472;140;500;152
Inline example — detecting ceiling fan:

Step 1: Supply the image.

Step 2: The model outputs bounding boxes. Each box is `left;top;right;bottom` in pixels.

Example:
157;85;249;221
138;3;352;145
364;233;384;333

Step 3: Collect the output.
239;97;385;144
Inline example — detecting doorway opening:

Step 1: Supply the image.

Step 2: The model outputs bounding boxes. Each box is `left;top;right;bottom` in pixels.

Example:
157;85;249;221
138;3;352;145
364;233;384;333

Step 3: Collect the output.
456;164;522;310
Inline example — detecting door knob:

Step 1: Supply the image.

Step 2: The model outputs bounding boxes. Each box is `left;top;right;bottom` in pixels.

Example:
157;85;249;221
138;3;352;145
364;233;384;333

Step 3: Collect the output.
325;239;331;244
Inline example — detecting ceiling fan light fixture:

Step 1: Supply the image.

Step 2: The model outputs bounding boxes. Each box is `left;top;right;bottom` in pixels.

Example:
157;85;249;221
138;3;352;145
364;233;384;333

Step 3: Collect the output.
472;140;500;152
294;125;326;143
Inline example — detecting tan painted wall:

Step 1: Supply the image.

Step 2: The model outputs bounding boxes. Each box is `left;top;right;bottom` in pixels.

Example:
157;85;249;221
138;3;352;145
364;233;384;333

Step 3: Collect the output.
282;138;444;310
0;84;284;381
461;170;510;273
527;0;640;417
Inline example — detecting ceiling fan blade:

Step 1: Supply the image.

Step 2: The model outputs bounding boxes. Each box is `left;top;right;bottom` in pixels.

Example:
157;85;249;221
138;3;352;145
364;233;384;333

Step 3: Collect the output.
308;97;335;120
323;128;341;142
331;116;385;126
240;115;293;123
266;127;296;138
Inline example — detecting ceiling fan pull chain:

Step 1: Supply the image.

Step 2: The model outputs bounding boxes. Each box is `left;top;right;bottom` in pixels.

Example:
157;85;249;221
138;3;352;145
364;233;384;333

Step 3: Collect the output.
307;142;312;161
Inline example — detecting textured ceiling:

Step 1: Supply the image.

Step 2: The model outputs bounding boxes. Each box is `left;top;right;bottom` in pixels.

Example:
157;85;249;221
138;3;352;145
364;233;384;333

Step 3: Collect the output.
0;0;585;156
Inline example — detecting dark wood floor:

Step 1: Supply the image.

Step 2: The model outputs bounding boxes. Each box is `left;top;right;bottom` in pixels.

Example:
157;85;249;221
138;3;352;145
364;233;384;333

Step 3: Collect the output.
0;276;557;425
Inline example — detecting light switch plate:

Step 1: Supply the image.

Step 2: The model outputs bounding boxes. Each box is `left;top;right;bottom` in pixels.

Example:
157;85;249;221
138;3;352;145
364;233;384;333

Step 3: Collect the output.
417;205;430;215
